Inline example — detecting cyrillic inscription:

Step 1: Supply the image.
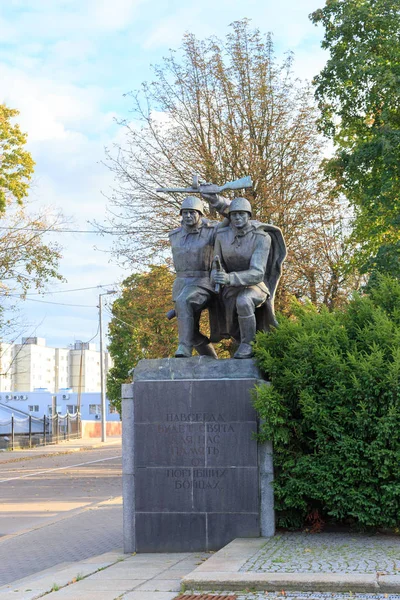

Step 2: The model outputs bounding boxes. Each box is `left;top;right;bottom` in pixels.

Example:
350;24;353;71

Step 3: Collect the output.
159;413;234;468
166;413;225;422
166;468;226;490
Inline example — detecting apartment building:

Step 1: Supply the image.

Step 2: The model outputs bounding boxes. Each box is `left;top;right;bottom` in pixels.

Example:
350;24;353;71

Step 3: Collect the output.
13;337;56;392
55;347;70;390
0;338;112;393
69;341;102;393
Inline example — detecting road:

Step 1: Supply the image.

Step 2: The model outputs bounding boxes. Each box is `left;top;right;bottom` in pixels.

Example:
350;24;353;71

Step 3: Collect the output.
0;446;122;586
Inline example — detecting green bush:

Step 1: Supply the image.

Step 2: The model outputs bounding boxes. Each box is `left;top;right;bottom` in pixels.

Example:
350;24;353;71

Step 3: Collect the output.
253;275;400;530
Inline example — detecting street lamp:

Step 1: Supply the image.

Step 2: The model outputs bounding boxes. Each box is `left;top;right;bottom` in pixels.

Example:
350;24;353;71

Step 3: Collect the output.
99;290;117;442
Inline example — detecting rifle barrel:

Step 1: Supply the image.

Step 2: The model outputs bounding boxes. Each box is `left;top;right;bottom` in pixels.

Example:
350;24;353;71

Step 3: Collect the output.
157;176;253;195
156;187;193;193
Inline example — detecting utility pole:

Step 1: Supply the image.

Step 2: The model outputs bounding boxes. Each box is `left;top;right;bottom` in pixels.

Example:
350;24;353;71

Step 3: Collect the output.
99;290;117;442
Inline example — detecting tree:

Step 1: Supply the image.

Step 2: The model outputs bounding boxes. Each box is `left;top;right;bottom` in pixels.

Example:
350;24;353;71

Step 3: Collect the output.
310;0;400;276
103;20;357;309
0;203;64;296
106;266;177;412
0;104;35;213
0;105;64;334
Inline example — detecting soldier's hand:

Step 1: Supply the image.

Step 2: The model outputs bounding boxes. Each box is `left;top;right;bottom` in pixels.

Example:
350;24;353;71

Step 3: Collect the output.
201;192;219;205
214;271;230;285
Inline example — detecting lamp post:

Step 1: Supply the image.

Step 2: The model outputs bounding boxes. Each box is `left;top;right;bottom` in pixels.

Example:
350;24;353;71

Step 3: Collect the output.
99;290;117;442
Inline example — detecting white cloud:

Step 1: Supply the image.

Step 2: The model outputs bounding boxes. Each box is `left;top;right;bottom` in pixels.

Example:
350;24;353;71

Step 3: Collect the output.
142;0;323;51
51;39;96;62
0;63;118;142
88;0;145;31
2;0;145;43
143;5;210;49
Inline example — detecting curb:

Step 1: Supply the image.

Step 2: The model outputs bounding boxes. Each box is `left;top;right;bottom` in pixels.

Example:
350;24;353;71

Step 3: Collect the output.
182;571;400;593
182;538;400;594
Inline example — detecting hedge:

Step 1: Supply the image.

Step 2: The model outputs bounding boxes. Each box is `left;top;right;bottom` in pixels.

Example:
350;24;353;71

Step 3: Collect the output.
253;275;400;529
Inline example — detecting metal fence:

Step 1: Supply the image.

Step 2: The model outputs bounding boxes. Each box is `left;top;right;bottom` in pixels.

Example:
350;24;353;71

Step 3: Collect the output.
0;412;81;450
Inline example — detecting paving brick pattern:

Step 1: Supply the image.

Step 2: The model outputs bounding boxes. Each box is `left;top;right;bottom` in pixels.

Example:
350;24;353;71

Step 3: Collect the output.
240;533;400;575
0;504;122;586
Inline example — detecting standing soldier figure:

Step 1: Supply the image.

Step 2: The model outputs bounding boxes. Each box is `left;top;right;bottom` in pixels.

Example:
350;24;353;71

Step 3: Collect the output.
211;198;286;359
169;194;229;358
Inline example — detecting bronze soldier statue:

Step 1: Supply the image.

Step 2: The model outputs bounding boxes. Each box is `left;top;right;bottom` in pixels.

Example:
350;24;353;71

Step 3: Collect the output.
211;197;286;359
160;176;286;359
168;195;229;358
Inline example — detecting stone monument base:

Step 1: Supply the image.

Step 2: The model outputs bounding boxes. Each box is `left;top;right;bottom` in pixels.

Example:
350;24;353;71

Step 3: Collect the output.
122;357;274;553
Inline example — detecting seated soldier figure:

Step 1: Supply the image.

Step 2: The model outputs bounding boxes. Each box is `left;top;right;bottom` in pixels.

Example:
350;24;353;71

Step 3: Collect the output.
211;197;286;359
169;195;229;358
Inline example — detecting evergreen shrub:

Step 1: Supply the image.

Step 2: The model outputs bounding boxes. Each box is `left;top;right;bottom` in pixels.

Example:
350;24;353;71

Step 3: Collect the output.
253;275;400;529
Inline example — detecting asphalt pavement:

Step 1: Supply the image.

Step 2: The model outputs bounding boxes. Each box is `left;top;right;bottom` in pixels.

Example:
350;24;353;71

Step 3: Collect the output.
0;438;122;586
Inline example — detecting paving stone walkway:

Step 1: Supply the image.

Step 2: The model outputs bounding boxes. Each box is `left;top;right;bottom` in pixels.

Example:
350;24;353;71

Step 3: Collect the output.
240;533;400;575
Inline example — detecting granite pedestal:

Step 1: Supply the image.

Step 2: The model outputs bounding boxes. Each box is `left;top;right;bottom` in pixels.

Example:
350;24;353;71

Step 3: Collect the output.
122;357;274;553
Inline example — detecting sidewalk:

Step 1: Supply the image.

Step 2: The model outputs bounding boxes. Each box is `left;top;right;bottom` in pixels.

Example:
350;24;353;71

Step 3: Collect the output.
0;533;399;600
0;435;121;464
0;549;208;600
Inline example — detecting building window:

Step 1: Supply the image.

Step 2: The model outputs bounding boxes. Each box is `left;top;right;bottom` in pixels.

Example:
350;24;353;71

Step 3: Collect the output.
109;405;118;414
28;405;39;412
89;404;101;415
66;405;78;414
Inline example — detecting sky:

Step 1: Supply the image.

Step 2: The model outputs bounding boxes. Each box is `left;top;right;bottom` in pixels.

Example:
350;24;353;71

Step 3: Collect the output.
0;0;328;350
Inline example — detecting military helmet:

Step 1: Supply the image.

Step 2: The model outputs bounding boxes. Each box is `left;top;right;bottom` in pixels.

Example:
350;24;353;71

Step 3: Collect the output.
180;196;205;215
228;197;252;216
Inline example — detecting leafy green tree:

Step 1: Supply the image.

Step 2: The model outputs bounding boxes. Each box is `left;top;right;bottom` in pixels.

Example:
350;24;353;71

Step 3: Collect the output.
253;274;400;529
0;104;35;213
311;0;400;276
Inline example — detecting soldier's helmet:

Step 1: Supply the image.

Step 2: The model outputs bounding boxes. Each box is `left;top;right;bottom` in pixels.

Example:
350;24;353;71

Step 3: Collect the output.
180;196;205;215
228;197;252;216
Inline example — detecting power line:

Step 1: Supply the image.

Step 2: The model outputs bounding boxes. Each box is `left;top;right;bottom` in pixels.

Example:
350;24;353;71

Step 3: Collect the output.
106;310;135;330
0;227;113;234
17;284;119;297
1;297;95;308
86;323;100;343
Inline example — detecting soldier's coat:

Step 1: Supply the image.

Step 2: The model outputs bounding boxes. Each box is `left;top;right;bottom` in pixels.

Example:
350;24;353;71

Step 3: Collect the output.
209;221;286;342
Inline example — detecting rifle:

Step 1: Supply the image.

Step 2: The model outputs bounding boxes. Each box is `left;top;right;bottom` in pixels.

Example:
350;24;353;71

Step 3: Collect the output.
213;255;223;294
157;173;252;195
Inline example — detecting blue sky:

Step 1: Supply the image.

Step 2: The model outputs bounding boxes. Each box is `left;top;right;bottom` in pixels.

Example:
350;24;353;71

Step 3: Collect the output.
0;0;328;349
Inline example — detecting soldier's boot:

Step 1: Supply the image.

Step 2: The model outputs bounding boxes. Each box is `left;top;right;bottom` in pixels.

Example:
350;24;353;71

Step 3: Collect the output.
234;314;256;359
193;334;218;359
175;317;194;358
